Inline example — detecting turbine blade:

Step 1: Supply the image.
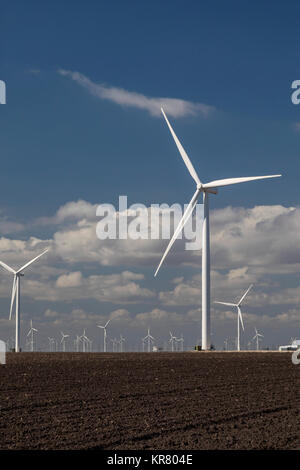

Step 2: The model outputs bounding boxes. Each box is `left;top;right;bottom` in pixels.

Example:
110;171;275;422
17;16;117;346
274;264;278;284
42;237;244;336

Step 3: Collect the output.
9;275;17;320
17;249;49;273
214;301;236;307
161;108;201;186
105;319;111;328
238;307;245;331
238;284;253;305
203;175;281;189
154;188;200;276
0;261;16;274
97;325;104;329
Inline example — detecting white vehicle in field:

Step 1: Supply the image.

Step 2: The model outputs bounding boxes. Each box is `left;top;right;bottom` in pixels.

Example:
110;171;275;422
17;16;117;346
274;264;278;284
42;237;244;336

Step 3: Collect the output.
279;339;300;351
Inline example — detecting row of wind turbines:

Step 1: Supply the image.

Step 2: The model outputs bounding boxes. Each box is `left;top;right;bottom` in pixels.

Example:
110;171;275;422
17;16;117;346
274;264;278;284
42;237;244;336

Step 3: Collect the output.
0;108;281;352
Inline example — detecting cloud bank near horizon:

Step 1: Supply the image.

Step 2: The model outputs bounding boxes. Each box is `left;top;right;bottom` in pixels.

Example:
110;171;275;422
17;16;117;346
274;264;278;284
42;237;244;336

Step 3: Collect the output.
0;200;300;341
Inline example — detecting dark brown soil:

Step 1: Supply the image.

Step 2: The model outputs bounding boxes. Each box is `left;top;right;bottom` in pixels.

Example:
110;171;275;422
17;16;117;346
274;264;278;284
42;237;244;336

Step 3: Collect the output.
0;352;298;450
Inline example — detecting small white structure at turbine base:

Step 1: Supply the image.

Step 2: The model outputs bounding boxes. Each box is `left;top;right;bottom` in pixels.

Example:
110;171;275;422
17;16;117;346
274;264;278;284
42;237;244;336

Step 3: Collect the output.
154;108;281;350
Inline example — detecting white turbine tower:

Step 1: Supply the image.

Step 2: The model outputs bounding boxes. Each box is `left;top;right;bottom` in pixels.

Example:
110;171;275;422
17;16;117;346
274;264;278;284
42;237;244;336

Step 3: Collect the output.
27;319;38;352
0;249;49;352
252;327;264;350
97;319;111;352
155;108;281;350
215;284;253;351
61;332;69;352
143;328;155;352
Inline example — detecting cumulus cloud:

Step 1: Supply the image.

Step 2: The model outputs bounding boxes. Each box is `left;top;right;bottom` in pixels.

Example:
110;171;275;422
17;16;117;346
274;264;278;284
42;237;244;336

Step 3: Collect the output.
0;269;154;304
56;271;82;288
1;200;300;342
58;69;214;118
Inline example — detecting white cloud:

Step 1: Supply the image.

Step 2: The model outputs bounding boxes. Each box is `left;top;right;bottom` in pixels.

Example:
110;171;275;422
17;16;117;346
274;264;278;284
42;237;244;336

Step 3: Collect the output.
58;69;214;118
56;271;82;288
1;200;300;340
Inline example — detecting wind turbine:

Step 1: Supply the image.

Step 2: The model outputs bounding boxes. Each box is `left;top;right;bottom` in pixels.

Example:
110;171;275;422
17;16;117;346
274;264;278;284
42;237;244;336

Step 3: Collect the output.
48;337;55;352
177;333;184;352
252;327;264;350
143;328;155;352
119;334;125;353
0;249;49;352
61;332;69;352
97;319;111;352
27;319;38;352
215;284;253;351
74;335;82;352
154;108;281;350
80;329;89;352
111;337;118;353
169;332;177;352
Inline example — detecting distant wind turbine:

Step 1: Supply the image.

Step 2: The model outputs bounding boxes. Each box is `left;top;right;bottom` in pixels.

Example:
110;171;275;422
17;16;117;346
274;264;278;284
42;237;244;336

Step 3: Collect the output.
177;333;184;352
97;319;111;352
48;337;55;352
80;329;90;352
61;331;69;352
143;328;155;352
27;319;38;352
252;327;264;350
215;284;253;351
0;249;49;352
111;337;118;353
119;334;125;353
169;332;177;352
154;107;281;350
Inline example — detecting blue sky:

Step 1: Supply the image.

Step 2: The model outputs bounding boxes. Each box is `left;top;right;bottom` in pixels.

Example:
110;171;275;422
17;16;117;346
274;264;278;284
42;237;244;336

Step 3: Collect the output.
0;1;300;350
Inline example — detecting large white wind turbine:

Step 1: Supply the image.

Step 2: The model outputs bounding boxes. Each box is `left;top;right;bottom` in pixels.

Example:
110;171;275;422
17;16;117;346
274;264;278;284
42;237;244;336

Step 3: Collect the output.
97;319;111;352
215;284;253;351
0;249;49;352
155;108;281;350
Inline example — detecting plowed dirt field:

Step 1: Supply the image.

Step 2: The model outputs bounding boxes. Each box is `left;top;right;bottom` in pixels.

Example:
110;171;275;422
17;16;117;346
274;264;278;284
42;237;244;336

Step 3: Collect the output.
0;352;298;450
